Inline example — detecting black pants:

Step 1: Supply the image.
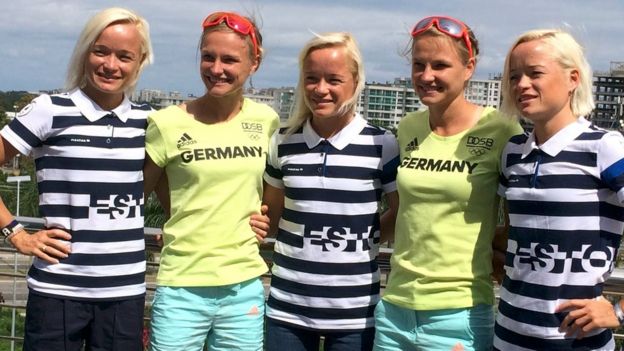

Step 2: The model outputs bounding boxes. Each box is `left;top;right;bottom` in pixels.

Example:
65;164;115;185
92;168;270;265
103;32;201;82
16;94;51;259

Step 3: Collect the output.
23;292;145;351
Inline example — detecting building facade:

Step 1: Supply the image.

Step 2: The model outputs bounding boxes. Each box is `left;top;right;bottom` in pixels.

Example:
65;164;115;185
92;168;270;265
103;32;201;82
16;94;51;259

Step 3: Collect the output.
591;62;624;130
465;76;502;109
358;78;421;129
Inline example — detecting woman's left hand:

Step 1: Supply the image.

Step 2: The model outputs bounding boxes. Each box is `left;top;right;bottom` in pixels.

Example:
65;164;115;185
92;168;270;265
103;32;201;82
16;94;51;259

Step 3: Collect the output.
557;297;619;339
250;205;270;243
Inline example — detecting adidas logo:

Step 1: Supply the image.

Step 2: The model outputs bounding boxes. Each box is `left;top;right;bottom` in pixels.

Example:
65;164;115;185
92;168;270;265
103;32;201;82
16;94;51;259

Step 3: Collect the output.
177;133;197;149
405;137;419;152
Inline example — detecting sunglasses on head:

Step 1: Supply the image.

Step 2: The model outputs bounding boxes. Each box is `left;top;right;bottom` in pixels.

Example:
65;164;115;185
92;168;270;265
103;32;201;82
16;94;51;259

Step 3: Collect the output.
202;12;259;58
411;16;474;59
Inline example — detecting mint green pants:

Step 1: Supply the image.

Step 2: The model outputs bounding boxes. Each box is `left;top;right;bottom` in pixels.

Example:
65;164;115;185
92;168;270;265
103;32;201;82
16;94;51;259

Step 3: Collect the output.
149;278;265;351
373;299;494;351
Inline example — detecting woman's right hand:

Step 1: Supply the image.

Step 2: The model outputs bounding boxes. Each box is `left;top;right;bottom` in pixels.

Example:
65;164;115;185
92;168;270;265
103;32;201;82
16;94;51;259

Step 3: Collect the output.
10;228;72;264
250;205;270;243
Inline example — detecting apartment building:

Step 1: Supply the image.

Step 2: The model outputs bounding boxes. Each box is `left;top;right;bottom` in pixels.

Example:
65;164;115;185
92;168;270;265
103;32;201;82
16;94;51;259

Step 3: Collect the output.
591;61;624;130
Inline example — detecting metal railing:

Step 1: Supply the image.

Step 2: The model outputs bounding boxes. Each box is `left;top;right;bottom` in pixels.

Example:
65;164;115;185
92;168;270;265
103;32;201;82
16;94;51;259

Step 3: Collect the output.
1;217;624;347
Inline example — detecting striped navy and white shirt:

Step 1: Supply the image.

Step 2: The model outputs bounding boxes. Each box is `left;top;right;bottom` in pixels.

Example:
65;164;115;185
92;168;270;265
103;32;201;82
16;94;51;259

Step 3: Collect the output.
495;117;624;350
1;89;150;301
264;115;399;331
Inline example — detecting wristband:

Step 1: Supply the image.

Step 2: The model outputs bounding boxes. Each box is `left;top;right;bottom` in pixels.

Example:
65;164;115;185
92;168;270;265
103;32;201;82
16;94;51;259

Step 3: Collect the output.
1;219;24;244
614;301;624;325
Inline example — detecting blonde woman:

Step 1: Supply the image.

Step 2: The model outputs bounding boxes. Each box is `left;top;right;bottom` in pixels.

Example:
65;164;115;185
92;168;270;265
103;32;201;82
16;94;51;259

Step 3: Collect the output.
495;28;624;351
374;16;522;351
257;32;399;351
0;7;153;350
143;11;278;351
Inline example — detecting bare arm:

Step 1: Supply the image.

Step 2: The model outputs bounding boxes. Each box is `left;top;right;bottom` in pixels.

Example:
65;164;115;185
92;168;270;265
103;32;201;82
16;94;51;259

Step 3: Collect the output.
153;172;170;217
492;199;509;284
250;182;284;241
379;191;399;244
143;154;164;197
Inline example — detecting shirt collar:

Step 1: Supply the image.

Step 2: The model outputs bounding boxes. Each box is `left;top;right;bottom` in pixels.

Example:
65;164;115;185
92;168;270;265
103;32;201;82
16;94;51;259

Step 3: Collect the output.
521;117;590;158
302;114;367;150
69;88;131;123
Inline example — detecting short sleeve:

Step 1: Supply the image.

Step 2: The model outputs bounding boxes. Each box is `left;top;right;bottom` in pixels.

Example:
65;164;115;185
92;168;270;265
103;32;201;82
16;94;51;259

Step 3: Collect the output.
0;94;54;155
598;132;624;203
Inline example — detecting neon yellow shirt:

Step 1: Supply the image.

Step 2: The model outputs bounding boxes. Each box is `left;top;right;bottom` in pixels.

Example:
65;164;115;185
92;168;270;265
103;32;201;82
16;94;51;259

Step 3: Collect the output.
146;99;278;286
384;107;523;310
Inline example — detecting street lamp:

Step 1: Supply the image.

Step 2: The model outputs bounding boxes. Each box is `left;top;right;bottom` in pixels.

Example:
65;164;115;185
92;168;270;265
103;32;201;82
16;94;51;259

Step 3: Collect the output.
6;175;31;217
5;174;30;351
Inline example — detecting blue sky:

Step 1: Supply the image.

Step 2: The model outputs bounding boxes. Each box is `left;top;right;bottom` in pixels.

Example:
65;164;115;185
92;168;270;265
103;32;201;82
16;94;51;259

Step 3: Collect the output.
1;0;622;96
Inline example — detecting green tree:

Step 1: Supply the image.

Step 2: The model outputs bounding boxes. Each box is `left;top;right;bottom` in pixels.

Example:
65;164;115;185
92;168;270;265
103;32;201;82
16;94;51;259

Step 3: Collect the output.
0;107;7;130
0;156;38;217
13;94;36;112
0;91;35;112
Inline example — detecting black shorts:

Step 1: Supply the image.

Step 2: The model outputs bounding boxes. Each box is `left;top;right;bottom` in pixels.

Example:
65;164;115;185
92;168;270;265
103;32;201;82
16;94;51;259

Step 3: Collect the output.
23;291;145;351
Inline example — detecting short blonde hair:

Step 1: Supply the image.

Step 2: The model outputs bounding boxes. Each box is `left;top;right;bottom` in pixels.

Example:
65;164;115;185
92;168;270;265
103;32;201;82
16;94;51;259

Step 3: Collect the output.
285;32;365;134
65;7;154;95
501;29;594;118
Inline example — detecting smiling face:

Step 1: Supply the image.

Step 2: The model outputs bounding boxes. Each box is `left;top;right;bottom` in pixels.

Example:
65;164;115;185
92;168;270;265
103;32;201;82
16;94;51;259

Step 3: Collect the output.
411;34;474;108
303;46;357;120
508;39;579;123
199;30;259;98
83;23;143;107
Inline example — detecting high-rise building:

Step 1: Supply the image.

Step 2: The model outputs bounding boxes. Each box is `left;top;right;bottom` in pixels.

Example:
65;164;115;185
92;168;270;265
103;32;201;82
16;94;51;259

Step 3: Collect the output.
268;88;295;122
591;61;624;130
358;78;421;129
359;76;503;129
465;75;502;109
131;89;195;109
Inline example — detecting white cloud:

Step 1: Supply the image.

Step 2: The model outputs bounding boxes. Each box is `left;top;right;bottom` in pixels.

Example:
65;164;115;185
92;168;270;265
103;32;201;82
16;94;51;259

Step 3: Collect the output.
1;0;622;95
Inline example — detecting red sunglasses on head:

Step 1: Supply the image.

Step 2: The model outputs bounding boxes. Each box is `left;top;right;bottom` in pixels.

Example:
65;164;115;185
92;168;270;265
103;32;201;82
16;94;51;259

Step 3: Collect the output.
411;16;474;59
201;12;259;58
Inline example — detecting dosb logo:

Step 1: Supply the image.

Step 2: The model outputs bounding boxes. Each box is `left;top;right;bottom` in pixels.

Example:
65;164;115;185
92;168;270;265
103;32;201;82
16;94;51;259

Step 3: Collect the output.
241;122;263;133
466;135;494;150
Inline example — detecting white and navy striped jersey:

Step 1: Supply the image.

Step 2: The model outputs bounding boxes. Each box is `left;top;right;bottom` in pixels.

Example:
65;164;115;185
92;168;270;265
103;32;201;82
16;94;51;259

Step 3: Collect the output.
495;117;624;350
264;115;399;331
0;89;149;301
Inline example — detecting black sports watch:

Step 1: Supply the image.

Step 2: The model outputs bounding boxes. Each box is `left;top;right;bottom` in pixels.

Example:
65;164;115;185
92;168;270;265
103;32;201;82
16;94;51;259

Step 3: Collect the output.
1;219;24;242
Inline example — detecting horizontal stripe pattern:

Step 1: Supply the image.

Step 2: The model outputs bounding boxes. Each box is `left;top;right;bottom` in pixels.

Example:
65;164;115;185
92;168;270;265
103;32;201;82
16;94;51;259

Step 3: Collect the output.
495;119;624;349
0;91;149;300
265;117;398;330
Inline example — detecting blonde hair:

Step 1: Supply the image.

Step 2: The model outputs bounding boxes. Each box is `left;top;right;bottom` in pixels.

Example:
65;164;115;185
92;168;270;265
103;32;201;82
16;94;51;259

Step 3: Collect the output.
285;32;365;134
65;7;154;95
501;29;594;118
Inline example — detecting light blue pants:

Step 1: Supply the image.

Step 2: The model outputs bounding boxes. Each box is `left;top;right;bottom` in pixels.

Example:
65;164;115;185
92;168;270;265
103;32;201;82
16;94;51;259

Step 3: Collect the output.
373;300;494;351
149;278;265;351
